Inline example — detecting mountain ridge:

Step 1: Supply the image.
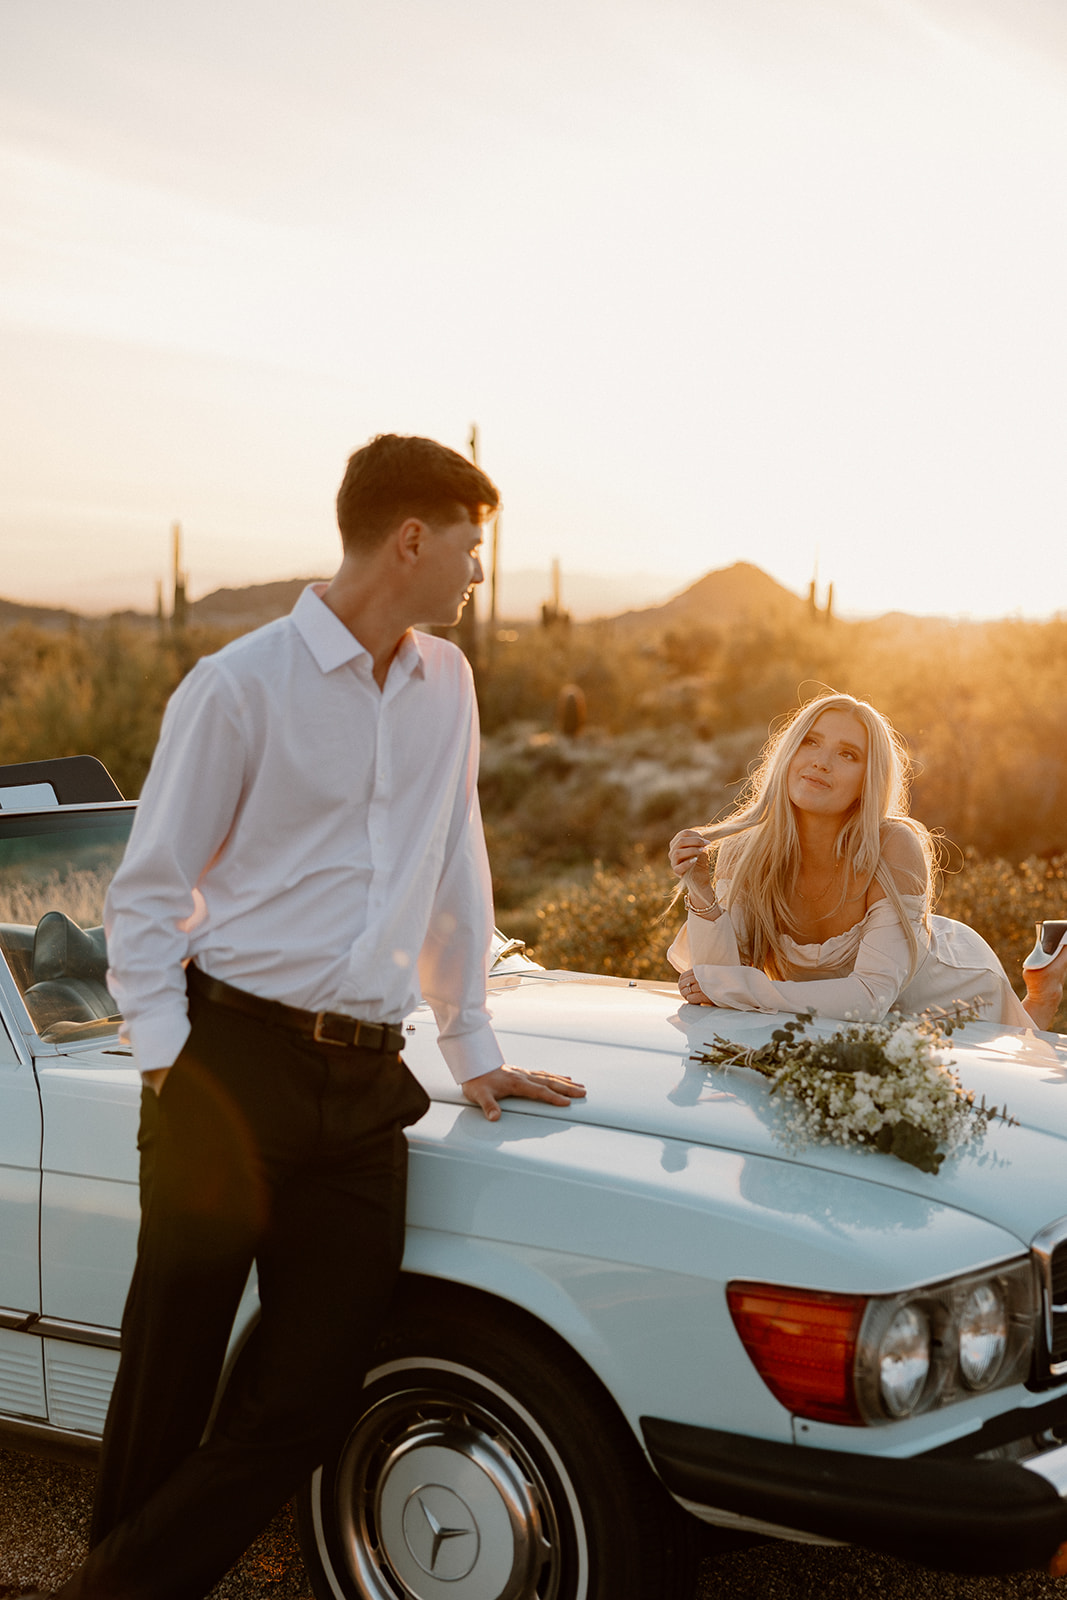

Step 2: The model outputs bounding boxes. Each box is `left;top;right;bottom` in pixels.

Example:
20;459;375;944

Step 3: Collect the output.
613;560;812;628
0;562;810;633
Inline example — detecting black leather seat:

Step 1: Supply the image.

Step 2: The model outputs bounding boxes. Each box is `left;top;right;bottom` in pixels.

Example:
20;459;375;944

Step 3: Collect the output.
31;910;108;984
23;911;115;1032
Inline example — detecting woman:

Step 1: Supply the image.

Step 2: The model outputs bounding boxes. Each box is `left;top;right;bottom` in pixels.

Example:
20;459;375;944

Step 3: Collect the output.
668;692;1066;1030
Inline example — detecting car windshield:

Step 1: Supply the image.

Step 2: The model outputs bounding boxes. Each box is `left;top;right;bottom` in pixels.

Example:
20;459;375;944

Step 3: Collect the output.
0;807;133;1041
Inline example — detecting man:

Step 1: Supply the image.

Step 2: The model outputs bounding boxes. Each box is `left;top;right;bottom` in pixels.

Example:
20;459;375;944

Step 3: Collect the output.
53;434;585;1600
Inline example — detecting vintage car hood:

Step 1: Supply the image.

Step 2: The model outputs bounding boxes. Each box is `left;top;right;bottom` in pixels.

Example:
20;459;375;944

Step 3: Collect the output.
408;971;1067;1247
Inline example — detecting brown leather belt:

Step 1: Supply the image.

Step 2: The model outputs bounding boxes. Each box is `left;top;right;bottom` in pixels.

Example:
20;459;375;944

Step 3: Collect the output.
188;963;405;1053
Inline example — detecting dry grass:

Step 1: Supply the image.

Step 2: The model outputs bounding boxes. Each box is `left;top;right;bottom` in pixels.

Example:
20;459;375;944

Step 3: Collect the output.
0;864;112;931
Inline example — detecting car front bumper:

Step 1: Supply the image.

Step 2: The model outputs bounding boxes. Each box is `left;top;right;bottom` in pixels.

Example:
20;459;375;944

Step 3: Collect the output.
641;1415;1067;1575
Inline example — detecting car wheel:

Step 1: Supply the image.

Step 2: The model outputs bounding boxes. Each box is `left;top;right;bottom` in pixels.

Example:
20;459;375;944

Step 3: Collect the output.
295;1287;698;1600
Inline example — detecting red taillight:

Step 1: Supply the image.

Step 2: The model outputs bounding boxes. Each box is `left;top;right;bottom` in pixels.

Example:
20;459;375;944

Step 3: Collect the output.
727;1281;867;1425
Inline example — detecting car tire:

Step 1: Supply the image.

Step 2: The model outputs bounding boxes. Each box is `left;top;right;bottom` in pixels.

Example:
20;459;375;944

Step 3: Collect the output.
295;1283;700;1600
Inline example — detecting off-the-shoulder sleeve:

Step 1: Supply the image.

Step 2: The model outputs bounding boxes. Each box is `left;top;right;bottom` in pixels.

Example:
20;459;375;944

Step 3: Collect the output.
667;906;741;973
689;896;922;1022
667;874;747;973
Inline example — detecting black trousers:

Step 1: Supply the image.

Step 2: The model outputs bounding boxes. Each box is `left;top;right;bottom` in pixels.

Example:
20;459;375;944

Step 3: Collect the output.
58;979;429;1600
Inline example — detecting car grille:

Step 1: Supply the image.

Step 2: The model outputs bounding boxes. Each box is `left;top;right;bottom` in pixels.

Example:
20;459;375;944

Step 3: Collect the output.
1031;1218;1067;1380
1052;1248;1067;1368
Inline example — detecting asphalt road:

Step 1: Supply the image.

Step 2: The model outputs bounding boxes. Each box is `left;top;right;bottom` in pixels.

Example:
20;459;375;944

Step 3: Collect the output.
3;1448;1066;1600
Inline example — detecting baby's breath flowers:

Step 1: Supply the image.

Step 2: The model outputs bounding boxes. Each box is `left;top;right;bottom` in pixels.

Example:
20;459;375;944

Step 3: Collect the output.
690;1003;1016;1174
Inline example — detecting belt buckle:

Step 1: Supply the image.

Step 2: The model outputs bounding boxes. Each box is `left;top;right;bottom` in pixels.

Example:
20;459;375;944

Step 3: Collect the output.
312;1011;359;1047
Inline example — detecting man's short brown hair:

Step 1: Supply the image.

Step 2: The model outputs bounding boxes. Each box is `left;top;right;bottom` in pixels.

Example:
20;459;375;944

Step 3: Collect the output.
336;434;500;552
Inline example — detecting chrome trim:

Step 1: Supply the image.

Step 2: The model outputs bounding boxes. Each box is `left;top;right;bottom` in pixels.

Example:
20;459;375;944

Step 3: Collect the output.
0;963;36;1066
11;1313;121;1351
1031;1216;1067;1379
0;1307;35;1332
0;800;133;819
34;1317;121;1351
671;1496;844;1546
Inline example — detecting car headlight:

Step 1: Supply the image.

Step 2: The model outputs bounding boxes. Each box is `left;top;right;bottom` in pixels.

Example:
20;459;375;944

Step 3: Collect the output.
877;1304;932;1417
729;1257;1038;1427
958;1281;1008;1390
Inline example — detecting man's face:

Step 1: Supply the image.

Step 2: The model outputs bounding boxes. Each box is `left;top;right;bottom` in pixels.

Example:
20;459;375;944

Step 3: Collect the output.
418;511;486;626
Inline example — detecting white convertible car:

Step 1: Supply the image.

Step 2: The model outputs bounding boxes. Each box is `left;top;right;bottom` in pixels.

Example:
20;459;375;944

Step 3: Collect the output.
2;757;1067;1600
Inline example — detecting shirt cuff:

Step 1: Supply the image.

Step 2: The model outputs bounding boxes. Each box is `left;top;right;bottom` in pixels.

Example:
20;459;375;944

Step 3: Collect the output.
120;1006;191;1075
436;1022;506;1084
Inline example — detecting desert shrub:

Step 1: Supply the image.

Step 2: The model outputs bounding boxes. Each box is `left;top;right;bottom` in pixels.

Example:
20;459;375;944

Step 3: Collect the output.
480;724;737;890
0;622;231;798
480;728;641;896
527;859;677;979
484;777;633;913
632;780;731;856
660;626;721;678
477;757;531;815
637;787;687;828
513;777;631;870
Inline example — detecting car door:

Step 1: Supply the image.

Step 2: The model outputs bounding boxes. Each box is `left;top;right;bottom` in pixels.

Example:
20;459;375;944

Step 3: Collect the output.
0;794;137;1437
0;963;47;1423
36;1044;140;1435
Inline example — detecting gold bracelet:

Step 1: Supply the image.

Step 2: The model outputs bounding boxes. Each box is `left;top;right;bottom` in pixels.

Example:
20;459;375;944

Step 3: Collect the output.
684;892;720;920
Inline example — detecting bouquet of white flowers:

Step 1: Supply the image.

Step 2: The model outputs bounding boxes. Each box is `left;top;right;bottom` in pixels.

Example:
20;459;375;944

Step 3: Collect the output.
690;1004;1016;1174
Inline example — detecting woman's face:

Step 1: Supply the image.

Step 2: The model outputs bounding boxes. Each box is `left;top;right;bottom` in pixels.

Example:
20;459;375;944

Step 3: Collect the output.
787;708;868;820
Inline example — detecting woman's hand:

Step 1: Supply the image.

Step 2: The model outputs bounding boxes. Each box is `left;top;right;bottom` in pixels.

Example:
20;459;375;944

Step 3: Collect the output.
1022;941;1067;1031
669;828;712;894
678;968;713;1005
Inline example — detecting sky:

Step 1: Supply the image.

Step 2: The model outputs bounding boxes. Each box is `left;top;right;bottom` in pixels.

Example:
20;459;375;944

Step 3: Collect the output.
3;0;1067;620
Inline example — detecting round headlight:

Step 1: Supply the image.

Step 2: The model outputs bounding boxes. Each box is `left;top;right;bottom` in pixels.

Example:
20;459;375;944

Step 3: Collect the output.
958;1282;1008;1390
878;1304;931;1417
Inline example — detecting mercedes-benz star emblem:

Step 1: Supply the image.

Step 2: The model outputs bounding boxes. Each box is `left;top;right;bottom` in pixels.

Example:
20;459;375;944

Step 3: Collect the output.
402;1485;480;1581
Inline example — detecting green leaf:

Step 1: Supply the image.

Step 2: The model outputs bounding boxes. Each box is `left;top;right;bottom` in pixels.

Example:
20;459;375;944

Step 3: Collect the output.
888;1119;943;1175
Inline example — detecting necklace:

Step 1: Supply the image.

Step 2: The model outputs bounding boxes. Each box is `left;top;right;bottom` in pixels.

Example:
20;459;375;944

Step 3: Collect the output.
796;870;838;903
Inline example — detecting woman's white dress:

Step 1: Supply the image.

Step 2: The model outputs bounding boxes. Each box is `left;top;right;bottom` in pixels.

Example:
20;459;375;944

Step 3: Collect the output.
667;878;1030;1027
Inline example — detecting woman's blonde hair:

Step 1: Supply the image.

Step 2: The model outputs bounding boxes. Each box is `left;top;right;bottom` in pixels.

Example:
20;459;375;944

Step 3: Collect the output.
685;692;935;979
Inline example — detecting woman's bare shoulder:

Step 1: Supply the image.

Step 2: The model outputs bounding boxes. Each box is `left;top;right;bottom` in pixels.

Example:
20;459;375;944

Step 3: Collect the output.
879;818;925;860
878;819;929;891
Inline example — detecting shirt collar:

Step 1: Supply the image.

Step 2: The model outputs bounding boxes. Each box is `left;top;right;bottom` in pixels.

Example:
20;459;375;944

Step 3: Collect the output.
291;584;426;680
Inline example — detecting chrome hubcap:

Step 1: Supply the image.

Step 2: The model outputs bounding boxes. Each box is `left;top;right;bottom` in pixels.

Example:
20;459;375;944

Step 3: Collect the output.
333;1378;563;1600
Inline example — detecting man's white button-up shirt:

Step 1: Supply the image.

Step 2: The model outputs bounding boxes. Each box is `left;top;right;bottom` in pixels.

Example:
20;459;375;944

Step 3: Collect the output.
104;585;505;1084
